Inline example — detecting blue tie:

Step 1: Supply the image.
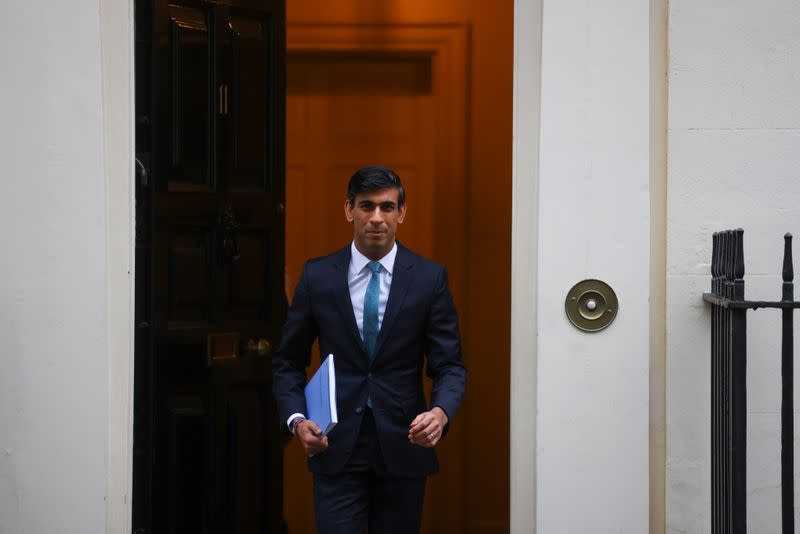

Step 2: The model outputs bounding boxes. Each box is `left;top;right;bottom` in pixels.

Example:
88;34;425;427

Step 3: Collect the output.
362;261;382;361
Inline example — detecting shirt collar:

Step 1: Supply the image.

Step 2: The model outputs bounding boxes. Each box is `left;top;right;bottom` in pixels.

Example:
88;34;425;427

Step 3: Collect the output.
350;241;397;275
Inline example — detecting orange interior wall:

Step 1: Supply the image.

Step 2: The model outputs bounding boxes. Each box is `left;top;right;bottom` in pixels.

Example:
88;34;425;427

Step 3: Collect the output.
284;2;513;532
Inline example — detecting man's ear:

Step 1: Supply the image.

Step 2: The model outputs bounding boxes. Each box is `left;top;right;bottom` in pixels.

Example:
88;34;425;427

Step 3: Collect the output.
344;199;354;222
398;204;407;224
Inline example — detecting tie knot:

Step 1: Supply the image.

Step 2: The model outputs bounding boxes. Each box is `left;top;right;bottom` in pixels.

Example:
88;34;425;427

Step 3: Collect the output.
368;261;381;275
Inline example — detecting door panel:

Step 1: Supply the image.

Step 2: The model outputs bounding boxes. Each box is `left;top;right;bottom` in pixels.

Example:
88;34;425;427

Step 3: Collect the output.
134;1;286;533
284;51;437;534
226;12;272;190
284;23;471;533
166;3;213;188
166;225;212;323
224;386;270;532
166;402;207;534
230;230;273;319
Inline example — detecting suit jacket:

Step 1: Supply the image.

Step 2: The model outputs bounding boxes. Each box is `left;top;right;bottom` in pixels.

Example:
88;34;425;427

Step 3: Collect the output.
272;243;466;477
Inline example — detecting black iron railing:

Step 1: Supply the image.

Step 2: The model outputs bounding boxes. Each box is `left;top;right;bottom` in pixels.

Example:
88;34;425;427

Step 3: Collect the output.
703;229;800;534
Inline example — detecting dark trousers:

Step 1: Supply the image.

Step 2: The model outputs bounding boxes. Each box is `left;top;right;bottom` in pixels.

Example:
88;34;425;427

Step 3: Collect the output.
312;410;427;534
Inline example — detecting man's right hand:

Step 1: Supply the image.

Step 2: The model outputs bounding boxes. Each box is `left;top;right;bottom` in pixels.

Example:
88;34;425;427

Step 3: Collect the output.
296;419;329;456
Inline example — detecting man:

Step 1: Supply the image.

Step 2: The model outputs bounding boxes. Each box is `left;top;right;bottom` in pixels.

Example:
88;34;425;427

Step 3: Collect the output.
272;166;466;533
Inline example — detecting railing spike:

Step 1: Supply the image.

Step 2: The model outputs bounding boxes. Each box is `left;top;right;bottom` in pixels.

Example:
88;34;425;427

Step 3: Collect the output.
722;231;728;282
783;233;794;285
734;229;745;281
712;232;720;293
725;230;734;284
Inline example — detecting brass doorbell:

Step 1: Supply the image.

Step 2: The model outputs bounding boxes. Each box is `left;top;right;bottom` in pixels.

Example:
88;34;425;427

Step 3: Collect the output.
565;279;618;332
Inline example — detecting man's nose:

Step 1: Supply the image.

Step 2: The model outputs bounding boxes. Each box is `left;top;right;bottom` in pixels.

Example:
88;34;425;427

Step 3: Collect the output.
369;207;383;223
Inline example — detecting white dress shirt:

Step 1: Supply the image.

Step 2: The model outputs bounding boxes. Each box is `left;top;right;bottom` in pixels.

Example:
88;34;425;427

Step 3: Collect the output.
348;241;396;339
286;241;398;431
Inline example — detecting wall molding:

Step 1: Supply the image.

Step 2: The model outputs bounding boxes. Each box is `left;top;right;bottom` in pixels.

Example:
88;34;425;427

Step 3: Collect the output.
511;0;542;531
99;0;136;532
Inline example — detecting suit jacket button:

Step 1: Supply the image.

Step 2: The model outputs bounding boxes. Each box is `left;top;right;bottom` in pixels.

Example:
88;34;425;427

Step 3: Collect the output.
355;406;364;414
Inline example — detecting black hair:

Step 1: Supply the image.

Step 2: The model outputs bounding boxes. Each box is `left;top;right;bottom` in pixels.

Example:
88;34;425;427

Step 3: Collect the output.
346;166;405;207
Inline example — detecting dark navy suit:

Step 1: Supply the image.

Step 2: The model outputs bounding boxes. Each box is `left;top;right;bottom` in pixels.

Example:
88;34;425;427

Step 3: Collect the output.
272;243;466;531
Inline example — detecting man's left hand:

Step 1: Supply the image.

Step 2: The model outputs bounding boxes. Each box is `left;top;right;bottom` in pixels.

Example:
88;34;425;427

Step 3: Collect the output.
408;407;448;448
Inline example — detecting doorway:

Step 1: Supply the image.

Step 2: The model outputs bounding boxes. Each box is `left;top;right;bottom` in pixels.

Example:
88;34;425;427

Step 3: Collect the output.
108;0;515;531
282;11;512;532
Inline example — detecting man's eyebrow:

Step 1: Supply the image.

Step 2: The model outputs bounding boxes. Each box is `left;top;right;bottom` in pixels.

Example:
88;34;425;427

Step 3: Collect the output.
357;199;397;209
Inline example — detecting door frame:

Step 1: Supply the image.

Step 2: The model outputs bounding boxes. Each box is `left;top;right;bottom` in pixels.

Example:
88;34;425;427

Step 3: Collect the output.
511;1;541;531
100;1;136;532
100;3;544;533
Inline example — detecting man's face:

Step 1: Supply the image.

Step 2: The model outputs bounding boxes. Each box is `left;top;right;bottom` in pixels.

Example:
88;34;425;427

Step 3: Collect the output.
344;187;406;260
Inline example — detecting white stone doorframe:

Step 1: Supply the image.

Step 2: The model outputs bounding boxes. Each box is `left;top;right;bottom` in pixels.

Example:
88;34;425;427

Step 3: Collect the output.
511;0;543;531
100;1;135;532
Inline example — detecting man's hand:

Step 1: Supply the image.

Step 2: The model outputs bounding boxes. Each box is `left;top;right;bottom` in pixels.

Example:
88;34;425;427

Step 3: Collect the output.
296;419;329;456
408;407;448;448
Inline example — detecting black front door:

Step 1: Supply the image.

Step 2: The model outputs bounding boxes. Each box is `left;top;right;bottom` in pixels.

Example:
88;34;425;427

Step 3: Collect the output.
133;1;286;532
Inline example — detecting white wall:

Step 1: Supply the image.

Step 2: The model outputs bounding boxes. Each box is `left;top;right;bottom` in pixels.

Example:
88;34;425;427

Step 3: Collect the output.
0;2;109;533
535;1;651;531
667;1;800;532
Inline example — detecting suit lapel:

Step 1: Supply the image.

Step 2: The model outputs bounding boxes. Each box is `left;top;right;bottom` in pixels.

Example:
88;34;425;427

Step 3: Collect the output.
372;244;415;365
332;246;366;355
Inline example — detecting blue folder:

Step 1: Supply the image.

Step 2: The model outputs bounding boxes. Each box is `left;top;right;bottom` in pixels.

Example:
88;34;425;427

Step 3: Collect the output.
305;354;338;436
